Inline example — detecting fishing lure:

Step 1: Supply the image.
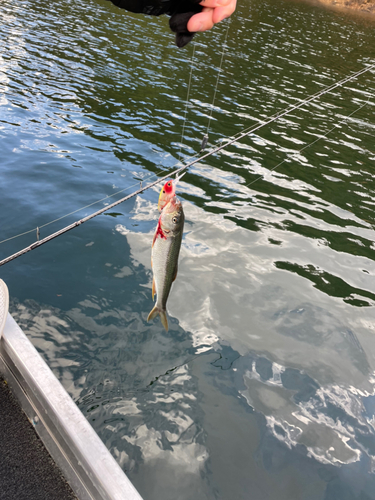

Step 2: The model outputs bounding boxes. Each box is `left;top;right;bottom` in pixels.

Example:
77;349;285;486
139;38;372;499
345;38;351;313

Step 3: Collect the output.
158;172;185;212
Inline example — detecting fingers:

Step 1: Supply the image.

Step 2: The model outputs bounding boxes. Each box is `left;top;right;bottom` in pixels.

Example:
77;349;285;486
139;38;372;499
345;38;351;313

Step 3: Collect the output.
187;9;214;32
187;0;236;32
212;0;236;24
198;0;231;7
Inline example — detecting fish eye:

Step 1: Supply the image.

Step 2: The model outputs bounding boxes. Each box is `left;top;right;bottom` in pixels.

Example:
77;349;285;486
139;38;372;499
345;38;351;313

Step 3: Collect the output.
172;217;178;224
163;190;165;193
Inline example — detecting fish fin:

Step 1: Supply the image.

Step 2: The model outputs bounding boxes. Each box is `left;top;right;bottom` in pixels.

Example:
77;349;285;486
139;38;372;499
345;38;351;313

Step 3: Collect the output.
172;264;178;282
147;305;159;322
147;305;169;332
152;219;166;247
160;310;169;332
152;277;156;300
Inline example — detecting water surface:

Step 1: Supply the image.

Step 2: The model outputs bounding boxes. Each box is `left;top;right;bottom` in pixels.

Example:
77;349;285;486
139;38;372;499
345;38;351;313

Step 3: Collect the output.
1;0;375;498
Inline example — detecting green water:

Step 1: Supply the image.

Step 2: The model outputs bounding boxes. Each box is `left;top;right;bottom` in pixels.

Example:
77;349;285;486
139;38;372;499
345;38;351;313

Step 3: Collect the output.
1;0;375;498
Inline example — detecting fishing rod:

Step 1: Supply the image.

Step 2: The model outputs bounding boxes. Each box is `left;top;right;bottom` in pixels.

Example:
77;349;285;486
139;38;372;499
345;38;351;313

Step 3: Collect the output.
1;60;373;250
0;62;373;268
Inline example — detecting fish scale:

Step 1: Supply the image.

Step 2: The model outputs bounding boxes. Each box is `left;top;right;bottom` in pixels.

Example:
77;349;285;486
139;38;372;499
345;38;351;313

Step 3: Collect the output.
148;196;184;331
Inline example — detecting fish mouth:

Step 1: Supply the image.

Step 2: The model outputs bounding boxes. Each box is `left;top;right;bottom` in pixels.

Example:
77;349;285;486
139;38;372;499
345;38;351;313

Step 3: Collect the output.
163;196;182;213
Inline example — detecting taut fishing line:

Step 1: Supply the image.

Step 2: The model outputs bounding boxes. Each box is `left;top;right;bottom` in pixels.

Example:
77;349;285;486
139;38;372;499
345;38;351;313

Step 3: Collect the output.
0;61;374;267
179;42;196;159
201;18;231;152
213;90;374;206
0;22;231;249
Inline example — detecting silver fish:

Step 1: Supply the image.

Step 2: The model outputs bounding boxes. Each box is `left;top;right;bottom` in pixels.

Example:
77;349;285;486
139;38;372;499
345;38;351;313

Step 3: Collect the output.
147;196;184;331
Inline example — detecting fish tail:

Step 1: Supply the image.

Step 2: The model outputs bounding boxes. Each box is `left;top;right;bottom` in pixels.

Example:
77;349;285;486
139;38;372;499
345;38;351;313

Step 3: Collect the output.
147;305;169;332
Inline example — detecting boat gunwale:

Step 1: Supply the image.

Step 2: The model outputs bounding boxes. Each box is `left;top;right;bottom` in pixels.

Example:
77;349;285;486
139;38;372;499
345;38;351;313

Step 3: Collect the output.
0;313;143;500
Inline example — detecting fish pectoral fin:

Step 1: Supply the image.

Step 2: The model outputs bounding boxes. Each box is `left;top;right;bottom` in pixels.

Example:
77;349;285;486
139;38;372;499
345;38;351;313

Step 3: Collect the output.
152;277;156;300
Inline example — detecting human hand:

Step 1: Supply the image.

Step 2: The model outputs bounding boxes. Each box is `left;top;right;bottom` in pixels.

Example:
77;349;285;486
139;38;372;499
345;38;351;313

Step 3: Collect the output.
187;0;236;32
107;0;236;47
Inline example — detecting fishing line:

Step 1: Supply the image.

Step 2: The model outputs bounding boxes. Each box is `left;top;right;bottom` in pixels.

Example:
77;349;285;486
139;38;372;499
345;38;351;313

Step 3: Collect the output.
0;188;140;245
0;92;370;268
220;63;375;146
0;173;175;268
180;20;231;154
179;43;196;159
0;42;199;248
212;91;374;206
201;18;231;152
0;63;373;266
2;64;372;249
0;23;229;248
1;66;373;248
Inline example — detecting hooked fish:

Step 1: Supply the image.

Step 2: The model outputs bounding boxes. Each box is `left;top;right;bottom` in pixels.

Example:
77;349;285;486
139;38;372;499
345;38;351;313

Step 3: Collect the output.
157;172;185;212
148;196;184;331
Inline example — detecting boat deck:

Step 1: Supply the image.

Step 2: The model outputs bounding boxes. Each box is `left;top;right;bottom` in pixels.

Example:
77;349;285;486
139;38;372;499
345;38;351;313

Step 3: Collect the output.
0;375;77;500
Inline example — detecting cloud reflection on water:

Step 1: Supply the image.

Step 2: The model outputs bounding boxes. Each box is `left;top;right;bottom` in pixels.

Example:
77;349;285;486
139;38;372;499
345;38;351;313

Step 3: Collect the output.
10;183;375;498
